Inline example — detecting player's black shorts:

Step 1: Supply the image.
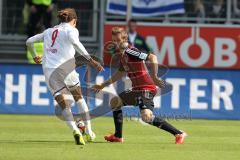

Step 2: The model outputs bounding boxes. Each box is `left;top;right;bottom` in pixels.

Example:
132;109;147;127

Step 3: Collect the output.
119;90;155;111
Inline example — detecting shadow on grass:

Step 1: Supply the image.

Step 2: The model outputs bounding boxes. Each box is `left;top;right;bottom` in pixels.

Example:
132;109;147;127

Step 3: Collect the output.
89;141;109;144
0;139;110;145
0;140;73;144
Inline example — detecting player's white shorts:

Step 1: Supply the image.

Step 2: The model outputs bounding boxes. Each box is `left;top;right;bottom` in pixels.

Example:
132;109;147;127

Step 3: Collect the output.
43;67;80;96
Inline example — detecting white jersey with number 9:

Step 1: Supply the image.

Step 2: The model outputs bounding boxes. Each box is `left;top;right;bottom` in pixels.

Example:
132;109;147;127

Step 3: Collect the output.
27;22;91;69
26;23;91;95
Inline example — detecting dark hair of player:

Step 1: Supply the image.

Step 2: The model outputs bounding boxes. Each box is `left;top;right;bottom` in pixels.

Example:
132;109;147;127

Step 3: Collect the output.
57;8;77;23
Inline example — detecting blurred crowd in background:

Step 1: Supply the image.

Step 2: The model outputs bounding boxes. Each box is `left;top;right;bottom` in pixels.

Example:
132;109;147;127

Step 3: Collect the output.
185;0;240;23
1;0;240;36
2;0;94;37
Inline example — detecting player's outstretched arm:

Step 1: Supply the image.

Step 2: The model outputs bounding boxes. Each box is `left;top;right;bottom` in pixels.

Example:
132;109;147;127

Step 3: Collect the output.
92;70;125;93
125;48;165;88
26;33;44;64
68;28;104;71
147;53;158;77
89;58;105;72
73;42;104;71
147;53;166;88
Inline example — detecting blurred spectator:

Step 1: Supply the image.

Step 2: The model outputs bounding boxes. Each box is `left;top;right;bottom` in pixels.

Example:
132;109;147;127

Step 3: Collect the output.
193;0;205;23
233;0;240;17
186;0;205;23
127;19;151;53
206;0;226;23
27;0;56;37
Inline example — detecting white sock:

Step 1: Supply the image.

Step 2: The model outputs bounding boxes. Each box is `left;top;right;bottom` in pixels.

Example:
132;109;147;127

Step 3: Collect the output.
76;98;92;134
62;108;79;133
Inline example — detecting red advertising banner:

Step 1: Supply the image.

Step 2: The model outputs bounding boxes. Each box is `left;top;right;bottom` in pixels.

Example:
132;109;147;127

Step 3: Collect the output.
104;24;240;69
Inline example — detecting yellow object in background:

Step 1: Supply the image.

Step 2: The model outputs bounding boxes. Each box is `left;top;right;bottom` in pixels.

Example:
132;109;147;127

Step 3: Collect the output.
27;42;44;64
32;0;52;6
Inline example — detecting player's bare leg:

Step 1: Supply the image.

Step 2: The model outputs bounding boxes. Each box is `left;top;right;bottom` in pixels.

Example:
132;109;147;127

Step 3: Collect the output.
105;94;187;144
55;91;85;145
104;96;124;142
140;109;187;144
69;86;96;142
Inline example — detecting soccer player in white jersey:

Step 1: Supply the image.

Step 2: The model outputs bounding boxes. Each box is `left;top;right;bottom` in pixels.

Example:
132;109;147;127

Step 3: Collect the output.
26;8;104;145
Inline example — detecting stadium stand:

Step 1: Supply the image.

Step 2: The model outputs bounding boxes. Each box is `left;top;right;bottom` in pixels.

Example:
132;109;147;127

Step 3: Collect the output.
0;0;238;63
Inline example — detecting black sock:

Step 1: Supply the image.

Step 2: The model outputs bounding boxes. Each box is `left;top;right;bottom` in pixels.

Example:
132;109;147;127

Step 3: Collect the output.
149;117;182;135
113;109;123;138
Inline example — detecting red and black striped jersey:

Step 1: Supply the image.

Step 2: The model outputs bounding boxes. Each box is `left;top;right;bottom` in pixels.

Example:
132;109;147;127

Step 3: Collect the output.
119;46;157;93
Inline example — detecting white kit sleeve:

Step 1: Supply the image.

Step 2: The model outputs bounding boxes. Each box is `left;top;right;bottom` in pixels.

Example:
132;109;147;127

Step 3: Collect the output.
26;33;44;58
68;28;91;60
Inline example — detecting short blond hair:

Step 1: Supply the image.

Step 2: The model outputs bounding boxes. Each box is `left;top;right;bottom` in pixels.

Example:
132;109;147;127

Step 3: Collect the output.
112;27;128;42
112;27;124;35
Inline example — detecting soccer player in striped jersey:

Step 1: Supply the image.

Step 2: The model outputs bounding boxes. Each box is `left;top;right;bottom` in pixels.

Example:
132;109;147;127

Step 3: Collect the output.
93;27;187;144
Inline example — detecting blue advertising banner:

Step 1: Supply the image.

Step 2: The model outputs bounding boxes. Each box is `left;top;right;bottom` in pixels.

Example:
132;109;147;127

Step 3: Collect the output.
0;64;240;120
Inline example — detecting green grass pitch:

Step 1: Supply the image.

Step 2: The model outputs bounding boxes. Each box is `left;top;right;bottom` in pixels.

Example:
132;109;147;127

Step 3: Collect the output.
0;114;239;160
